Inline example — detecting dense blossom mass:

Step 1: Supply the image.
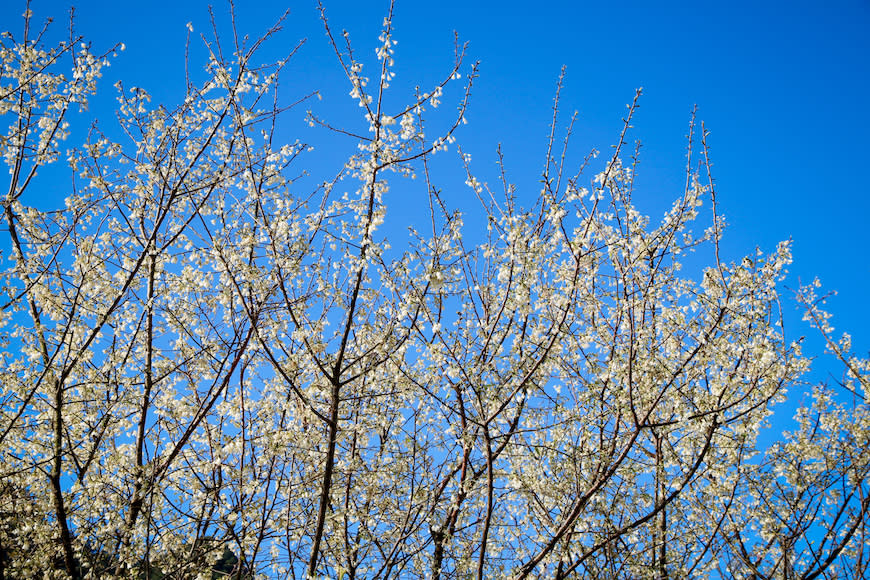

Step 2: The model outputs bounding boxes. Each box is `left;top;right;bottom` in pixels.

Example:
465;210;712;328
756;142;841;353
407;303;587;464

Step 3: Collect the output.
0;3;867;578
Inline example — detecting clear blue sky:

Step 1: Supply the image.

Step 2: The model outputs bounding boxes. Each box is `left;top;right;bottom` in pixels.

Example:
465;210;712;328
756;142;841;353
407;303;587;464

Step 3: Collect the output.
5;0;869;357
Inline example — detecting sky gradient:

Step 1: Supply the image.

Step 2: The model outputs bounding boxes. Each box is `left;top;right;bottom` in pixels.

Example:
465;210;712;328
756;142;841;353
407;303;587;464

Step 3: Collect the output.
4;0;869;368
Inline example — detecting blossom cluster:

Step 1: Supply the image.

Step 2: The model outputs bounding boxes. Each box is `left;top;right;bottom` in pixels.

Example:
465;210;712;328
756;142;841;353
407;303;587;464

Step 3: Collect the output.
0;5;865;579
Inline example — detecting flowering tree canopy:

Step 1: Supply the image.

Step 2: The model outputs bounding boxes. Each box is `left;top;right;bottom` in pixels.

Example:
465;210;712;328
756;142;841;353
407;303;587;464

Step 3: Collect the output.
0;3;867;579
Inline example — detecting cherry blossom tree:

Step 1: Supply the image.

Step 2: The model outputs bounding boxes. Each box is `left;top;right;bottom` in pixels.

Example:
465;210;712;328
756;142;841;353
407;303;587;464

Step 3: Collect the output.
0;3;866;579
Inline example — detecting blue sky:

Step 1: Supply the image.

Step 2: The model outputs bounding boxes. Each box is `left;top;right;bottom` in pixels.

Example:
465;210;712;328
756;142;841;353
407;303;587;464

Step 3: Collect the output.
5;0;869;362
